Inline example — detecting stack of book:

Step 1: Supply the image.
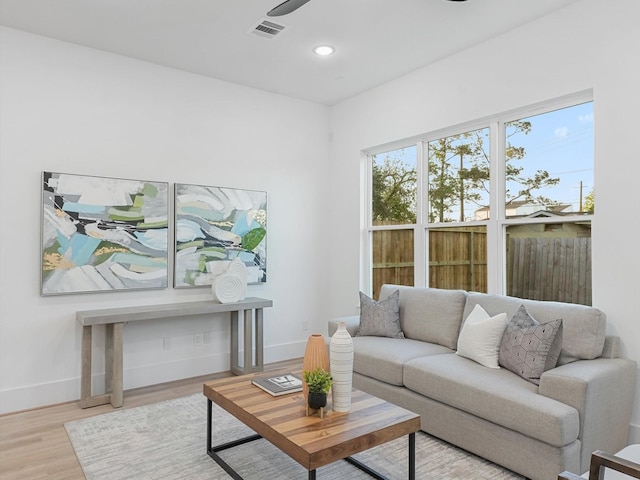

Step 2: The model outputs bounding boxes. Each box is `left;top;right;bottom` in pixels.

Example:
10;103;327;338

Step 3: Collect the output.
252;373;303;396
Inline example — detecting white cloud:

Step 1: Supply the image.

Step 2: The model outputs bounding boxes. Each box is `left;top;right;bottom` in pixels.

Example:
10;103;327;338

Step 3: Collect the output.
554;126;568;138
579;113;594;122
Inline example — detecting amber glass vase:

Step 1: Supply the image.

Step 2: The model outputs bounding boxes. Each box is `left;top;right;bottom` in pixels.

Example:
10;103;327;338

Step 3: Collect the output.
301;334;330;401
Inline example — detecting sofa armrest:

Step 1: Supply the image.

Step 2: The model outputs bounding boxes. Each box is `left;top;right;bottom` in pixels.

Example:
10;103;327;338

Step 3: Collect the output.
539;357;637;472
328;315;360;337
601;335;621;359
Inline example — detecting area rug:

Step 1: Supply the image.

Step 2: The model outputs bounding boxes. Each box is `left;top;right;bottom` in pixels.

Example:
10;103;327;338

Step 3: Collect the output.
65;394;524;479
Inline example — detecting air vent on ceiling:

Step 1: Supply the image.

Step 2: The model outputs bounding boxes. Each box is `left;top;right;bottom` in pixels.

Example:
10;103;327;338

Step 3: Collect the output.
250;19;287;39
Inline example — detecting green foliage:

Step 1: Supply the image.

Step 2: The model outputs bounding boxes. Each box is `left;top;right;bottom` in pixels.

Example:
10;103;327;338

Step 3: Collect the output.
505;169;560;206
303;367;333;394
371;120;561;223
583;190;595;213
372;152;417;223
503;120;560;206
427;133;490;222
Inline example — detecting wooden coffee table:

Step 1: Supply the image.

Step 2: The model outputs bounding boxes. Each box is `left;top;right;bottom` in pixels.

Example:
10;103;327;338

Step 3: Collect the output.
203;371;420;479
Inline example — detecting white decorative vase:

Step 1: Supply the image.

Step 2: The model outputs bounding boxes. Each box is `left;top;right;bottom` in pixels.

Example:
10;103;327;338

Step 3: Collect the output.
227;258;248;299
211;258;247;304
330;321;354;412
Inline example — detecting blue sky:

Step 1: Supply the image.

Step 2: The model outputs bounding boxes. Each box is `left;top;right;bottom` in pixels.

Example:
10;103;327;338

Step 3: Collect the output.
508;101;594;211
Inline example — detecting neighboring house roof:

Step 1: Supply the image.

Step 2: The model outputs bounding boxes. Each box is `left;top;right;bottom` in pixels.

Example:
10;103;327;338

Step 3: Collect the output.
472;201;588;221
526;210;567;218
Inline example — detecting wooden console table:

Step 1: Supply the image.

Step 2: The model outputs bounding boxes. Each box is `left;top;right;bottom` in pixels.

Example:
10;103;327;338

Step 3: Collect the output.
77;297;272;408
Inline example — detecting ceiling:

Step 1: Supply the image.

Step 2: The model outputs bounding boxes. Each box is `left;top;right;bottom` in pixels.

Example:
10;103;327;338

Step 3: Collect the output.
0;0;581;105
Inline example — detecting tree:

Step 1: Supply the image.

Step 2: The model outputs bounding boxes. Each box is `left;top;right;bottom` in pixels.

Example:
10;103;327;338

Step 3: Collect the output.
427;132;489;222
426;121;560;222
372;122;562;224
371;152;417;224
583;189;595;213
504;120;560;207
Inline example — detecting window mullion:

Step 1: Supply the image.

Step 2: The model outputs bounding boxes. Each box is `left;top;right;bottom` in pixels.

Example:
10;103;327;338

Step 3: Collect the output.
415;141;426;288
487;120;505;295
361;153;373;294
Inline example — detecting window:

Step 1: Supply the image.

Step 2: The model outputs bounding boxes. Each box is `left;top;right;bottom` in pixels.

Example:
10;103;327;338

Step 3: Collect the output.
503;102;594;304
426;127;490;292
365;94;593;304
427;127;490;223
370;147;417;297
504;102;594;217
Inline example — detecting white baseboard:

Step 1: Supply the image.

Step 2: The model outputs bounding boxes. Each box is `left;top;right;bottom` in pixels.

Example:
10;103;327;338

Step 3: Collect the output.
0;341;305;415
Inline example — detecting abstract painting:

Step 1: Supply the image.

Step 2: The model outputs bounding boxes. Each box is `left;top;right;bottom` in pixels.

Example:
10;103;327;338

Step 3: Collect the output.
41;172;169;295
174;183;267;287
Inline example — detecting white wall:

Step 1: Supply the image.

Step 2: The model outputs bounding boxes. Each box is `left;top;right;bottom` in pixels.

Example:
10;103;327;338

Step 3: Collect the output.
0;27;330;413
327;0;640;442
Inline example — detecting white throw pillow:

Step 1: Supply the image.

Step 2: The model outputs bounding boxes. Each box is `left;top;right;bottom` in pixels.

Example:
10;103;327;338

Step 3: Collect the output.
456;304;508;368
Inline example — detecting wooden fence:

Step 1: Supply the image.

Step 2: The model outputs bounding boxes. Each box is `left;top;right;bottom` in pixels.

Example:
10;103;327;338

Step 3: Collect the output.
372;227;487;298
507;237;591;305
372;230;414;297
428;227;487;293
372;228;591;306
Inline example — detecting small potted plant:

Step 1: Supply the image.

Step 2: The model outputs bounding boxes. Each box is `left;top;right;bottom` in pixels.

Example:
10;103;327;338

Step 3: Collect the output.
303;367;333;409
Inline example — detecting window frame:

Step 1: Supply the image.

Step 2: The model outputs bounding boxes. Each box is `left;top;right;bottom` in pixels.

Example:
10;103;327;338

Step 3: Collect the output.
362;90;594;298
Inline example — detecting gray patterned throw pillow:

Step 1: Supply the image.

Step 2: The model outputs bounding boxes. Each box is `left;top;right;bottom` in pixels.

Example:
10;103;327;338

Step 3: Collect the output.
357;290;404;338
498;305;563;385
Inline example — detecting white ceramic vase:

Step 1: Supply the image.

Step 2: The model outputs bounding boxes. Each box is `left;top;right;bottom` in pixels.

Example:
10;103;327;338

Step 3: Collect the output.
211;258;247;303
329;321;354;412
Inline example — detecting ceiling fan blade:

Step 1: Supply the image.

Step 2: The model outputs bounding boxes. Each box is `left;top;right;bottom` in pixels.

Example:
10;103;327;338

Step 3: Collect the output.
267;0;311;17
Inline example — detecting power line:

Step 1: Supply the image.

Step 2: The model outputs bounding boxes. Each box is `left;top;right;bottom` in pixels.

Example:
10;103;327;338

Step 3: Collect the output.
548;168;593;175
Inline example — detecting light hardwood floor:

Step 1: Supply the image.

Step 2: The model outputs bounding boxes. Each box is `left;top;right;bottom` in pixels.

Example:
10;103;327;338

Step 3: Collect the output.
0;359;301;480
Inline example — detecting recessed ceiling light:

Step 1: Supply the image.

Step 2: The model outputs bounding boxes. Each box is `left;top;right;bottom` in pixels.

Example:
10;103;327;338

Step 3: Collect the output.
313;45;335;56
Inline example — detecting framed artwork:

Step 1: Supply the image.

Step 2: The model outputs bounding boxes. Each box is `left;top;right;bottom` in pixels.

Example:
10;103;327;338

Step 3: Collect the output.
174;183;267;287
41;171;169;295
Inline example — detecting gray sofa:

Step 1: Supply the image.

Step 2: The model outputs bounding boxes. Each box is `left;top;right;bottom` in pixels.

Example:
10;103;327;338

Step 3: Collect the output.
327;285;637;480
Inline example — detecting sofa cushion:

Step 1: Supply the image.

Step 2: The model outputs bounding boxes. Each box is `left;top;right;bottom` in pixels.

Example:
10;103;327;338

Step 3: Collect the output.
351;336;453;386
403;353;580;446
499;305;563;385
357;290;404;338
456;304;508;368
380;284;467;350
463;293;605;365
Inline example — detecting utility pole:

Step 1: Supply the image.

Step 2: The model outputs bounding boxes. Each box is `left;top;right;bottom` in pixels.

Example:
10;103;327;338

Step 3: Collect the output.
579;181;583;212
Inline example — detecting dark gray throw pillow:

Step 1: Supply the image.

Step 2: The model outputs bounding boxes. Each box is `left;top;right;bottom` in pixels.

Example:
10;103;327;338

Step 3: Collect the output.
498;305;563;385
357;290;404;339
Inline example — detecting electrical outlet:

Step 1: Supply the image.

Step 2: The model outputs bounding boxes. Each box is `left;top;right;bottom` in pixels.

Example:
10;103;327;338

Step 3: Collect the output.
302;321;310;331
194;333;204;347
162;337;171;350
